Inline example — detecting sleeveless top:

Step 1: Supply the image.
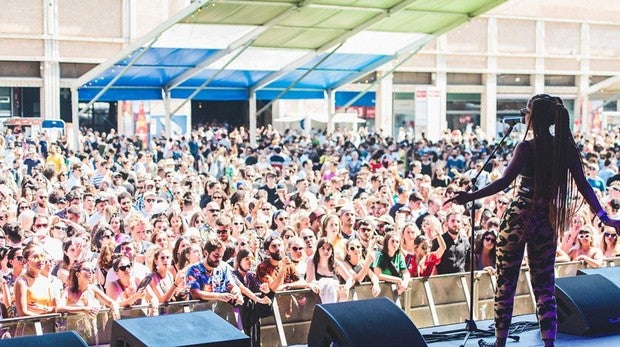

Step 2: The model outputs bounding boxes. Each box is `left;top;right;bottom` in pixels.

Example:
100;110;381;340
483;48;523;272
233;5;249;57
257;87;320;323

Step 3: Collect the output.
21;274;54;307
518;141;536;195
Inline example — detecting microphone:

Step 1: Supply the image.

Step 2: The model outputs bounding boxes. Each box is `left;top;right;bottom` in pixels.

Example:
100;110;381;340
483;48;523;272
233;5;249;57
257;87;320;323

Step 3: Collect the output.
501;116;524;126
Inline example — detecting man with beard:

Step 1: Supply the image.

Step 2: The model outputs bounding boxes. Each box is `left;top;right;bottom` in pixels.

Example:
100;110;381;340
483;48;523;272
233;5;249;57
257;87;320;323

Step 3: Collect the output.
431;211;470;274
186;238;243;304
117;192;138;220
256;236;306;293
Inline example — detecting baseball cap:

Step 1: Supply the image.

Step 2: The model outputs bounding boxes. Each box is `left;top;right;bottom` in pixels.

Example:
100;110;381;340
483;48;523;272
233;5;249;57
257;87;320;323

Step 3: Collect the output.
309;210;326;224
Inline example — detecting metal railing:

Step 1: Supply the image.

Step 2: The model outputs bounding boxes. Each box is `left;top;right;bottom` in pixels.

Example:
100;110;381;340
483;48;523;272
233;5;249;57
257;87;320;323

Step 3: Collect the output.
1;257;618;346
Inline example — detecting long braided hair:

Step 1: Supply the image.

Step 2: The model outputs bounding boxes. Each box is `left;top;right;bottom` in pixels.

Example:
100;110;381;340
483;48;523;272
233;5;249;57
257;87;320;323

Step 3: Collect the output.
525;94;578;239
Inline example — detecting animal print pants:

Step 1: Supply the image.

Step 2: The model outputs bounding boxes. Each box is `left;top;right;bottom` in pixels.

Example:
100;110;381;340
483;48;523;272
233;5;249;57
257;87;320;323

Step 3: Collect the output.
495;190;557;341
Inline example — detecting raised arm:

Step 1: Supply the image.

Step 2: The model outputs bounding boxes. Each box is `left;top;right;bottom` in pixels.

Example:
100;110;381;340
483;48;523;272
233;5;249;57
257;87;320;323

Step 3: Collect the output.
448;142;531;204
433;231;448;260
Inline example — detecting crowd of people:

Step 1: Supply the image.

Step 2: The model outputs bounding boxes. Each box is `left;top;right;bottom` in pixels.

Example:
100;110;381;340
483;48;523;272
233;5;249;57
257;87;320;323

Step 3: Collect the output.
0;118;619;344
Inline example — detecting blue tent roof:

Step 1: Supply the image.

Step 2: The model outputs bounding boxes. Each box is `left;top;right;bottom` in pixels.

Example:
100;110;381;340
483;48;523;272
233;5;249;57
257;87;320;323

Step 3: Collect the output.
75;0;506;103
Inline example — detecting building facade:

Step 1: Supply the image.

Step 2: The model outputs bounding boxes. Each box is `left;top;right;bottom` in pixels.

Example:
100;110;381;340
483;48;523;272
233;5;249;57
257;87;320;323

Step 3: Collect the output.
1;0;619;139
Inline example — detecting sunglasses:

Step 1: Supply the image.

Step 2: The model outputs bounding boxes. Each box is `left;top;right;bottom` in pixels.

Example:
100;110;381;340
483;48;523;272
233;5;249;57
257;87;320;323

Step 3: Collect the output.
484;237;496;243
604;233;618;238
578;234;591;239
291;247;304;252
16;255;24;261
261;208;271;211
349;245;362;251
81;268;96;275
117;264;132;272
54;226;67;231
497;201;508;205
216;229;228;234
102;234;113;239
302;235;315;240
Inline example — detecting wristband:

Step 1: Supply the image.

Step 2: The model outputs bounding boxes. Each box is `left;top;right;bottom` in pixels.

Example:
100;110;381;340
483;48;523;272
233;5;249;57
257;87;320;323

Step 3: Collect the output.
597;210;610;223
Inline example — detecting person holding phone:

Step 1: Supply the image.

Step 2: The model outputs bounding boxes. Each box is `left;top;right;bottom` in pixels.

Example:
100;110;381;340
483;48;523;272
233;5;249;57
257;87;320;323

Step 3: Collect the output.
105;256;156;307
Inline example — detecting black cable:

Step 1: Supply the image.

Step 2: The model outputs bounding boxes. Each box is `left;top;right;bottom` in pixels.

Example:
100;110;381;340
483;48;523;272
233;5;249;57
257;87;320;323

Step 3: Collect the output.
423;321;539;344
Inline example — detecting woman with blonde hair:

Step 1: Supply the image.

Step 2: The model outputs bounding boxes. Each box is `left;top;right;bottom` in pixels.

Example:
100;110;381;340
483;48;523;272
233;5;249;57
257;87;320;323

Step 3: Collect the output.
320;213;345;260
601;225;620;259
568;225;604;268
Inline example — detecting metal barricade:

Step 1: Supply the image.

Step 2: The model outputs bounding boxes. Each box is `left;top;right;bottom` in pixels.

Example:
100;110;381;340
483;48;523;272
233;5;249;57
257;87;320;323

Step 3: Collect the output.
0;300;240;346
265;289;320;347
0;313;59;339
605;256;620;267
554;260;586;278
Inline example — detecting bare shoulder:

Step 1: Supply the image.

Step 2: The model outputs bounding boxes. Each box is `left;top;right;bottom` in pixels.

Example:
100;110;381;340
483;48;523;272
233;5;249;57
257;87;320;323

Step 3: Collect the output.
514;141;534;157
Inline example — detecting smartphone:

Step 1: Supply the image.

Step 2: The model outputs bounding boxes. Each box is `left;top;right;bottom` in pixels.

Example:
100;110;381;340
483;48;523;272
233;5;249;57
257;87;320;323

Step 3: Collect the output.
137;274;153;290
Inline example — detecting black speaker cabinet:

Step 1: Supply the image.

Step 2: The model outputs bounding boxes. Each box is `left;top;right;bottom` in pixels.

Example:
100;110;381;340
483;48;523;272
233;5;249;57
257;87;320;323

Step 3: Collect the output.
111;310;250;347
577;265;620;286
556;274;620;335
0;331;87;347
308;297;427;347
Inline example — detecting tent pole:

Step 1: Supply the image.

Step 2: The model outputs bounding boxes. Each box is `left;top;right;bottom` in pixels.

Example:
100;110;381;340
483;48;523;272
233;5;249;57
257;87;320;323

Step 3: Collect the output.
71;87;79;152
163;89;172;139
255;43;343;117
167;39;254;117
78;37;157;116
249;92;257;148
327;90;335;134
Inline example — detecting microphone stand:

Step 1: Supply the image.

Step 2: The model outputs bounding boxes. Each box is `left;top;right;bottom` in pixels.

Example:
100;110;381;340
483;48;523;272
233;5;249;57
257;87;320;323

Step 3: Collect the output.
436;122;521;347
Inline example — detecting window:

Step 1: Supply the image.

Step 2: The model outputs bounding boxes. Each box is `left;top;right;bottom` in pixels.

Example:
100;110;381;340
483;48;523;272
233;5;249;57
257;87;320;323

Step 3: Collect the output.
447;73;482;85
545;75;575;87
497;74;530;86
393;72;432;85
446;93;481;131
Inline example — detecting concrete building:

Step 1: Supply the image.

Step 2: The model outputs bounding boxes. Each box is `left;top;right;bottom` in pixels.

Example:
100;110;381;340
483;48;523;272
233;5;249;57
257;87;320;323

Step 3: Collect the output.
1;0;619;140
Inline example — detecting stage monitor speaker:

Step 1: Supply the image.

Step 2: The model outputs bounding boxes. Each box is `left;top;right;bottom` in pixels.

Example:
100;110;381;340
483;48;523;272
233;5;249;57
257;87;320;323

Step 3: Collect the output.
307;297;427;347
111;310;250;347
0;331;87;347
556;274;620;335
577;266;620;286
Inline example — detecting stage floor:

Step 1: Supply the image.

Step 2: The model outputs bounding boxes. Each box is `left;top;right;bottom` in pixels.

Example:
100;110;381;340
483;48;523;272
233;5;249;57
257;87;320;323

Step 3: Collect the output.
419;314;620;347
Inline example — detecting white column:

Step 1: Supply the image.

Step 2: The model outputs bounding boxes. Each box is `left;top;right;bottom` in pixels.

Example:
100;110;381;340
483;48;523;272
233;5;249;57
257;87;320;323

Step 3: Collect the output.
483;74;497;141
436;36;448;134
42;0;60;119
163;90;172;138
71;88;79;151
534;20;545;94
579;23;591;133
249;93;257;147
483;17;498;141
375;71;393;136
327;91;335;134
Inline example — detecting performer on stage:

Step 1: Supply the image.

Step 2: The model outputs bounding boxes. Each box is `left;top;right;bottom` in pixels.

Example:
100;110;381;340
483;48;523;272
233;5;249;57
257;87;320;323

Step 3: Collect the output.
446;94;620;347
